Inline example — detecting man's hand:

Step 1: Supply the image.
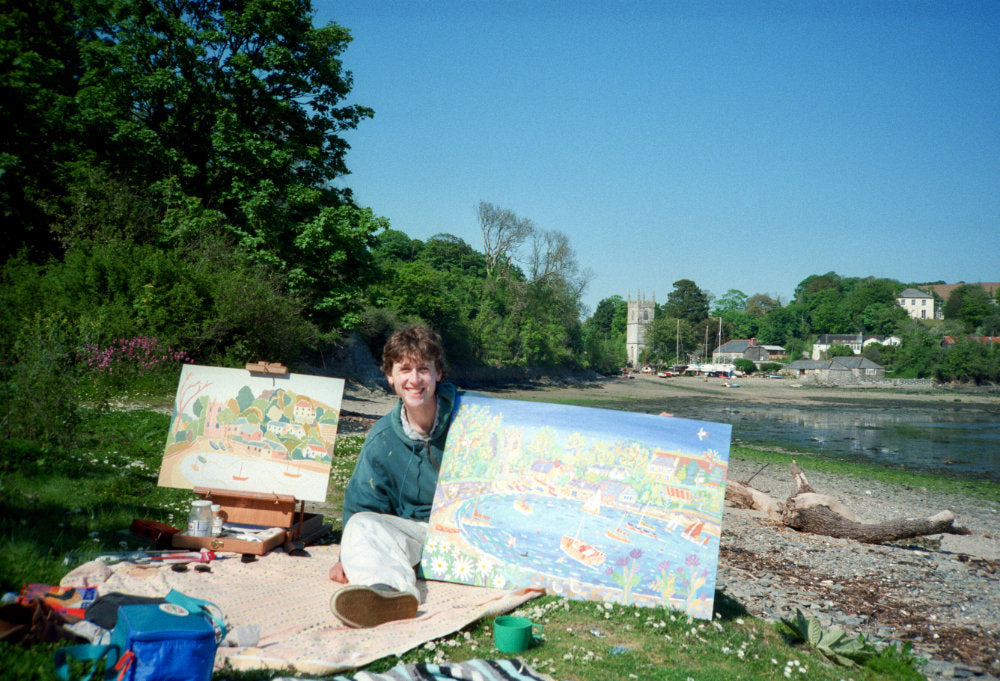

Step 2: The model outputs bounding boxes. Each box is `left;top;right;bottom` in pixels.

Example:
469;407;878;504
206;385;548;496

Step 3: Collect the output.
329;561;348;584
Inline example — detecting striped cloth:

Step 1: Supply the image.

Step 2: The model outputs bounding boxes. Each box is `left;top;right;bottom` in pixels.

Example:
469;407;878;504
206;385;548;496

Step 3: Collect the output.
276;658;555;681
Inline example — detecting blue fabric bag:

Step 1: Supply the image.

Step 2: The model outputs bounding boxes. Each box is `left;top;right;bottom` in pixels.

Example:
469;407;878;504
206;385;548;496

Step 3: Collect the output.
55;590;221;681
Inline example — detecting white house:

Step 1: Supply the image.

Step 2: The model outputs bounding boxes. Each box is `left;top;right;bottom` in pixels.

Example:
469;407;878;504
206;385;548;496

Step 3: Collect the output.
811;334;901;360
897;288;935;320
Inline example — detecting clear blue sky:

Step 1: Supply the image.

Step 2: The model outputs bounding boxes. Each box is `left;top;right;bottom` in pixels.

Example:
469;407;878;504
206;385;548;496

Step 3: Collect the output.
313;1;999;315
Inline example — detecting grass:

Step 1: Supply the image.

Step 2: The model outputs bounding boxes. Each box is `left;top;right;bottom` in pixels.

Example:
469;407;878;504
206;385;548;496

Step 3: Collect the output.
0;407;944;681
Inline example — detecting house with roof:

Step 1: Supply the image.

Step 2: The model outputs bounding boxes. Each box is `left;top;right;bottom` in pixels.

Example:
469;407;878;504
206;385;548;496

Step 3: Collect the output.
897;288;935;320
811;333;900;360
787;356;885;384
712;338;786;365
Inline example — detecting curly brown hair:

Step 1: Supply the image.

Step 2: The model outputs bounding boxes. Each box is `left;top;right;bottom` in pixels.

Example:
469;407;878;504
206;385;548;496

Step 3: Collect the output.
380;324;447;379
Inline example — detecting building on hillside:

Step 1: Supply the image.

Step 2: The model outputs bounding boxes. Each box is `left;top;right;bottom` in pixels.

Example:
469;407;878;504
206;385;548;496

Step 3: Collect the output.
626;292;655;368
713;338;786;365
787;356;885;384
811;333;901;360
897;288;935;320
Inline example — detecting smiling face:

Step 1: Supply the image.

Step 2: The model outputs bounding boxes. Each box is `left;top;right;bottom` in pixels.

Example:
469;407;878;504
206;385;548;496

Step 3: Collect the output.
386;353;441;421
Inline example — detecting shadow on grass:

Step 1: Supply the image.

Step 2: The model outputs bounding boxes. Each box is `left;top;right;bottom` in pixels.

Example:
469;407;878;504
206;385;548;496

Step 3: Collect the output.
712;589;751;621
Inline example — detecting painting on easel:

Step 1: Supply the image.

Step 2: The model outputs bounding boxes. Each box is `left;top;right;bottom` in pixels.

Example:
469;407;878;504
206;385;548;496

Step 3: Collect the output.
157;364;344;502
421;395;731;619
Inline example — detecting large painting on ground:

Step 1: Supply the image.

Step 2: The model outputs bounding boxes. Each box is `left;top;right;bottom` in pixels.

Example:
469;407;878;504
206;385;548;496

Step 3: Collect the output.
421;395;731;619
158;365;344;502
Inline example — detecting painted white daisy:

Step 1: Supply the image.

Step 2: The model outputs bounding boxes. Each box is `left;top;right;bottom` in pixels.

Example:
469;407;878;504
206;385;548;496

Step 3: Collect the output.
452;556;474;580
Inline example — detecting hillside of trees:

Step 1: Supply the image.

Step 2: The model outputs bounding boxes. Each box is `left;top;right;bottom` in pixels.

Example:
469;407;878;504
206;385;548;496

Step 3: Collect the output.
584;276;1000;383
3;1;998;445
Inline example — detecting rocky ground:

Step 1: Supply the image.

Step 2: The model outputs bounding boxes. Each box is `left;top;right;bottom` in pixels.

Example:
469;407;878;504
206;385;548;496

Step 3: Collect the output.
336;377;1000;681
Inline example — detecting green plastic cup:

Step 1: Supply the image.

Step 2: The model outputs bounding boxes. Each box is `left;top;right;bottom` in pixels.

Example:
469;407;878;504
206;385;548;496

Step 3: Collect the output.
493;615;542;653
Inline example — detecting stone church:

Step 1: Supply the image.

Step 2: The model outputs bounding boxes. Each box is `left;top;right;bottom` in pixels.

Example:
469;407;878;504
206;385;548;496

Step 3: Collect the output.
626;292;655;367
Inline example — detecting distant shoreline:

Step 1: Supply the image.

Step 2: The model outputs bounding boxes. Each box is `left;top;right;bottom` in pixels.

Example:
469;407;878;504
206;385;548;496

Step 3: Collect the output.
477;373;1000;410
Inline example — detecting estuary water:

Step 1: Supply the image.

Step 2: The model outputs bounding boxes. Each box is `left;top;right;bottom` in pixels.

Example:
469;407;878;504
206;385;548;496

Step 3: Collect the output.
626;397;1000;482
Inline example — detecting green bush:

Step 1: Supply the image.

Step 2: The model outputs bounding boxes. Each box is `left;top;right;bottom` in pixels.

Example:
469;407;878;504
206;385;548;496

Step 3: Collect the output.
2;312;80;446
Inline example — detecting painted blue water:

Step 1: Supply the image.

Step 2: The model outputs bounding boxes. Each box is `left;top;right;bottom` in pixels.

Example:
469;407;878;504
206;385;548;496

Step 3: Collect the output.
456;494;717;602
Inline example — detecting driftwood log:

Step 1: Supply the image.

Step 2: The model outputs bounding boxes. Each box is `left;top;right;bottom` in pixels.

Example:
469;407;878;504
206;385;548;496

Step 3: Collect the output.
725;461;971;544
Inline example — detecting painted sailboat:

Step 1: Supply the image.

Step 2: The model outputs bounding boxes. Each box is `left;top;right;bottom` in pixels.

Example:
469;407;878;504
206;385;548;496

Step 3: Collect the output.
283;462;301;478
463;499;491;527
681;519;708;545
581;490;601;515
232;463;248;481
606;515;630;543
561;518;605;567
624;505;658;538
514;496;532;514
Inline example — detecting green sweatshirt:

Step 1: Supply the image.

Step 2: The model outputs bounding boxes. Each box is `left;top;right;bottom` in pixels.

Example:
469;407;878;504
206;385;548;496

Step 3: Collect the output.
341;382;458;528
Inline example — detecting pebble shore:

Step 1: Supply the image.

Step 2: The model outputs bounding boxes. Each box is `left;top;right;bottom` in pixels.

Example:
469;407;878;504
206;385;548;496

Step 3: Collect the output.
722;457;999;681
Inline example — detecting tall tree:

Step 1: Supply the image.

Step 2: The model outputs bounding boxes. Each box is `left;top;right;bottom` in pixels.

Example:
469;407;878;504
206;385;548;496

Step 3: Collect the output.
478;201;533;277
663;279;709;325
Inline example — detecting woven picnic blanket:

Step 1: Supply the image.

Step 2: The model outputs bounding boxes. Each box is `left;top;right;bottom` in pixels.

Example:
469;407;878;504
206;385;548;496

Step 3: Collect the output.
62;545;541;675
275;658;556;681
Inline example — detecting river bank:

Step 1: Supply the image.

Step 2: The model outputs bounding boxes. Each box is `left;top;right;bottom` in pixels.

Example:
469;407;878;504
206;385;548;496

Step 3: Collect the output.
338;377;1000;680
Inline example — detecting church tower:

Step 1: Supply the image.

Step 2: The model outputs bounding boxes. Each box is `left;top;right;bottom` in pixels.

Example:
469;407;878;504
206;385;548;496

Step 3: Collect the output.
626;292;655;367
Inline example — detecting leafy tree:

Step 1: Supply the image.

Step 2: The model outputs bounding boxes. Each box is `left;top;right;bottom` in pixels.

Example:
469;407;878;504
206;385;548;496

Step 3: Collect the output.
979;311;1000;336
583;296;627;372
756;305;804;346
663;279;709;325
745;293;779;317
793;272;844;308
944;285;993;332
419;234;489;278
826;343;856;358
588;296;626;337
733;358;756;374
939;338;999;385
860;302;907;336
372;229;422;265
646;315;693;364
712;289;747;317
0;0;85;257
3;0;379;330
809;288;850;333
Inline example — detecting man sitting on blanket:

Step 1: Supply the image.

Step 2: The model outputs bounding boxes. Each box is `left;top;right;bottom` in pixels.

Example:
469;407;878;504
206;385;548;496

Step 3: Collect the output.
329;324;460;628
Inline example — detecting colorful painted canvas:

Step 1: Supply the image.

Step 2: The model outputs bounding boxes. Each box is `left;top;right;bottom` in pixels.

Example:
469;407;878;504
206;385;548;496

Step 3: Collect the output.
157;365;345;502
421;395;731;619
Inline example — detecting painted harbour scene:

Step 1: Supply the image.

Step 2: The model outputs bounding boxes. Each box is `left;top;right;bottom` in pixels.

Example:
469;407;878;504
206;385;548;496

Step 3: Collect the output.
157;365;345;502
422;394;732;619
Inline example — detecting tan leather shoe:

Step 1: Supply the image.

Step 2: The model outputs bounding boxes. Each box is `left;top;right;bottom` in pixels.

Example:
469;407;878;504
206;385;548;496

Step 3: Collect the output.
330;585;418;628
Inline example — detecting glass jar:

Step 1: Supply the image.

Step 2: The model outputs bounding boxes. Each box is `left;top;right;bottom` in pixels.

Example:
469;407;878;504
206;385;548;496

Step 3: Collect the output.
187;500;213;537
210;504;227;537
